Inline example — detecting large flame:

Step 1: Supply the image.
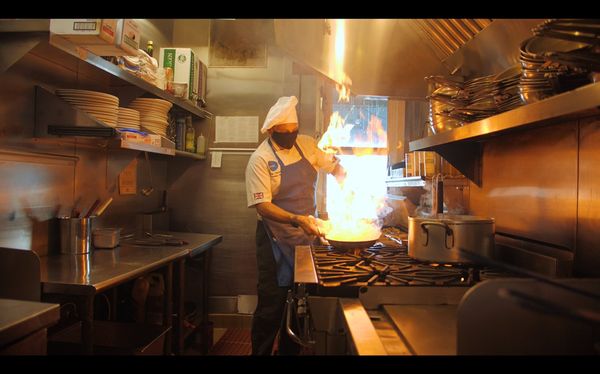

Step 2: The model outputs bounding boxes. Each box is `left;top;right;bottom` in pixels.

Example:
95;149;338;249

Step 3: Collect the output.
321;153;389;241
317;19;390;242
332;19;352;103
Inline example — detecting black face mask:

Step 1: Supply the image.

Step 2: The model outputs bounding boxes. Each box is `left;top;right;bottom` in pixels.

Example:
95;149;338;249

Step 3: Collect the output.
272;130;298;149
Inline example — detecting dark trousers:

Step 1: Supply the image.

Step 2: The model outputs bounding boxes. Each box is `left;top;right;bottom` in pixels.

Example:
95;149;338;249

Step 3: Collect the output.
251;221;301;355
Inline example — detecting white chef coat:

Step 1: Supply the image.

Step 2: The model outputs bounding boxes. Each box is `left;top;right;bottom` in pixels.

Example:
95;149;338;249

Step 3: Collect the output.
245;134;340;208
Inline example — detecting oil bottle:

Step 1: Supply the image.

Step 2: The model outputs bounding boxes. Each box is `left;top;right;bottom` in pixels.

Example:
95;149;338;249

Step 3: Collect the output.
185;115;195;153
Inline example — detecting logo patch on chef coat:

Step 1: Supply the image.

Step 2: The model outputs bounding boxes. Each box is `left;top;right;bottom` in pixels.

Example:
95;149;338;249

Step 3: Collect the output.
268;161;279;172
254;192;264;200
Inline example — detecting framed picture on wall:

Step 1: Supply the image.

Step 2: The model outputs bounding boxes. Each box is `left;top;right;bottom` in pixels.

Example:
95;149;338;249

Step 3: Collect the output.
209;19;268;68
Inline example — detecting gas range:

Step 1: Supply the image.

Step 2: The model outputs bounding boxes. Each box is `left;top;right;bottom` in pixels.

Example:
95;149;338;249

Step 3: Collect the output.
292;227;525;355
312;244;473;287
296;228;514;299
293;229;599;355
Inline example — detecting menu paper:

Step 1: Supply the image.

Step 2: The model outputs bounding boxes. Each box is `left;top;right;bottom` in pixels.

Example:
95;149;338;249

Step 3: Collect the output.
215;116;259;143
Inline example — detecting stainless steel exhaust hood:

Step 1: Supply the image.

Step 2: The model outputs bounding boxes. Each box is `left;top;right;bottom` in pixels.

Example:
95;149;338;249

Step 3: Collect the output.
274;19;544;99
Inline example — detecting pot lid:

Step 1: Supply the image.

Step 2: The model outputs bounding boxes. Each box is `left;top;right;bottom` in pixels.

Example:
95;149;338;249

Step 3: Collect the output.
410;214;494;224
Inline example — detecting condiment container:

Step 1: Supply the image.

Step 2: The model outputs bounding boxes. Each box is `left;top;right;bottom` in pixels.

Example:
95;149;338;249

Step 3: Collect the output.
92;228;122;249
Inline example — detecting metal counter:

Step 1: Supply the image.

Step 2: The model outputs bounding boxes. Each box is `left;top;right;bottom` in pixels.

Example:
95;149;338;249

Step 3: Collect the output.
39;231;222;295
39;231;222;355
0;298;60;349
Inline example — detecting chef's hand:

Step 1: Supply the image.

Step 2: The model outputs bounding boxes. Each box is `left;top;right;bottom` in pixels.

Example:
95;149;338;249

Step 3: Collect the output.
292;215;326;237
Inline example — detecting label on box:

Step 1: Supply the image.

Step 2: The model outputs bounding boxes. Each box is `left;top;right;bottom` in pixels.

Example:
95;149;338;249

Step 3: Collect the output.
50;19;101;35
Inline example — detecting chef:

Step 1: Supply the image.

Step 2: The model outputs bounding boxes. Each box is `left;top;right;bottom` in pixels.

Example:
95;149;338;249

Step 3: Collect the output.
245;95;346;355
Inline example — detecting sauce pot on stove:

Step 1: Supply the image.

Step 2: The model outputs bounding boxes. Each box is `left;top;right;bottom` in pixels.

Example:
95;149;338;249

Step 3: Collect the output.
408;214;495;264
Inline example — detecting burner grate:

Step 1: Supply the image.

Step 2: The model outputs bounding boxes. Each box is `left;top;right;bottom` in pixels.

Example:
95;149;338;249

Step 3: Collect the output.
311;243;474;287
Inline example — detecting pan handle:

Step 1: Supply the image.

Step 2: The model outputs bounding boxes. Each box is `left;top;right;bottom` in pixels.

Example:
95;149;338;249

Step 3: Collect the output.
420;221;454;249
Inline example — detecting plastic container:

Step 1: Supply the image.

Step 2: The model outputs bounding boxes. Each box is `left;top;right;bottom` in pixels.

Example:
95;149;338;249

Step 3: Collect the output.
196;133;206;156
92;228;121;249
172;82;188;98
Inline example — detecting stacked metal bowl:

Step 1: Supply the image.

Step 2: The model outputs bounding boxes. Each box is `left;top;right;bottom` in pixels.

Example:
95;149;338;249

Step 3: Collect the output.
426;66;524;128
532;19;600;84
518;35;592;104
425;76;464;134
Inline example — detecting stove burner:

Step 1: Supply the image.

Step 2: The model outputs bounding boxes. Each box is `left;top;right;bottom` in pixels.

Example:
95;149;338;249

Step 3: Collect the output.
312;244;474;287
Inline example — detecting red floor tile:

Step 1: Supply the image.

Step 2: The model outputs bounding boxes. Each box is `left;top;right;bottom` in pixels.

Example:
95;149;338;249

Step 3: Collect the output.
208;328;252;356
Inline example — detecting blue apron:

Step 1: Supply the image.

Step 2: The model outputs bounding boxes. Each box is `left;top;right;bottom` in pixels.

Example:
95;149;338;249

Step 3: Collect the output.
262;139;318;287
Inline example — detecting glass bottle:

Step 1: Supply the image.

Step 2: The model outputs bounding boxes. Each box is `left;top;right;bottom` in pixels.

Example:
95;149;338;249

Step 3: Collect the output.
185;116;195;153
146;40;154;57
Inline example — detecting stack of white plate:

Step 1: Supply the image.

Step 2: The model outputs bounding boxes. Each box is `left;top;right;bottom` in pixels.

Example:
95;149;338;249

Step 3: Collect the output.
128;98;172;137
117;107;141;130
55;89;119;127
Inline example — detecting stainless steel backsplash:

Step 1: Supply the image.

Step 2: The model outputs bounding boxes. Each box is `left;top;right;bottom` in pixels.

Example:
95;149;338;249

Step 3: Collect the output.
0;41;167;256
469;116;600;277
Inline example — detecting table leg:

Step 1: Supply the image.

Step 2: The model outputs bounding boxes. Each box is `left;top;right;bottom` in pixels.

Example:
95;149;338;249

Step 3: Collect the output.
200;250;213;355
80;296;94;354
173;257;185;355
163;263;173;355
110;288;118;321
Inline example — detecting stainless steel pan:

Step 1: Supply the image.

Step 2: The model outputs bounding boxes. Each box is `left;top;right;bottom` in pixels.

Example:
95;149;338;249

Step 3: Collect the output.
326;237;378;250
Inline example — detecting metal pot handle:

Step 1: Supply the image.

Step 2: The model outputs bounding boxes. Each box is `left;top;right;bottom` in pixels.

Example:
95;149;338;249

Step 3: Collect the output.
420;221;454;249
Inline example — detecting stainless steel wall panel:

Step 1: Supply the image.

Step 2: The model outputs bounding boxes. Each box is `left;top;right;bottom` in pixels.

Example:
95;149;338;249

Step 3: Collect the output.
168;154;259;296
469;122;578;250
576;117;600;276
0;40;167;256
168;22;304;296
0;152;74;255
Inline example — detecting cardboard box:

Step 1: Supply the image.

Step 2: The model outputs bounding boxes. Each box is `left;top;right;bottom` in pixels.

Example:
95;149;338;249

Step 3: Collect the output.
197;59;207;106
50;19;140;56
50;19;116;44
118;130;142;142
144;134;162;147
159;48;199;100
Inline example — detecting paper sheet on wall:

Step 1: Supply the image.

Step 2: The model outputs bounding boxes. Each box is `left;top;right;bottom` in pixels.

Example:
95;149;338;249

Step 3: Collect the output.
215;116;259;143
119;159;137;195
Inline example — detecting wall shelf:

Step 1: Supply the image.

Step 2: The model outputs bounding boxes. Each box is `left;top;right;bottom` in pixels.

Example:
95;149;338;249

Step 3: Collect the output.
111;139;175;156
34;85;177;157
409;81;600;185
386;175;469;188
385;176;426;187
34;86;211;160
47;35;213;120
174;150;206;160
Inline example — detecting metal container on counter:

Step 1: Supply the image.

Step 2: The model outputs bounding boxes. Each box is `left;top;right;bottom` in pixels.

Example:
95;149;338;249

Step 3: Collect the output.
92;228;121;249
59;217;93;254
408;214;495;264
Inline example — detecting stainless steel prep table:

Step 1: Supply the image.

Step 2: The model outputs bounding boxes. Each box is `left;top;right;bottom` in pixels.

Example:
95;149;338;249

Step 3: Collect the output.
39;231;222;354
0;298;60;354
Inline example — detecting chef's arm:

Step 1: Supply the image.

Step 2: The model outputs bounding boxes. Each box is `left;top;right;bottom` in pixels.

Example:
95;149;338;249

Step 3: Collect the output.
255;202;322;236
